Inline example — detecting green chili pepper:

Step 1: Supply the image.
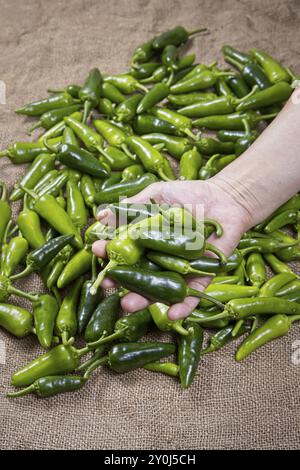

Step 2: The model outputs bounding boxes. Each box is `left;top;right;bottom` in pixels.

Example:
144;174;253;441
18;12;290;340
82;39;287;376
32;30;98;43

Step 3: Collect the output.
98;97;115;117
211;275;240;285
193;110;277;130
0;303;33;338
217;129;259;142
150;106;197;140
152;26;207;50
161;45;179;72
246;253;266;287
236;82;292;112
121;164;145;182
225;56;272;89
199;284;259;308
63;116;107;157
149;302;189;336
259;273;297;297
33;294;59;349
178;147;202;180
184;250;242;276
249;48;291;84
176;53;196;70
77;272;104;336
167;92;218;107
46;245;73;291
28;104;82;133
188;308;229;328
48;84;81;98
221;45;252;65
236;313;300;361
10;234;74;280
146;251;215;277
131;39;155;67
140;65;168;84
36;170;69;199
84;291;122;343
16;196;46;249
107;266;225;308
131;62;160;80
227;75;251;98
107;202;158;224
263;210;299;234
0;274;39;303
141;133;192;159
99;146;133;171
15;93;78;116
94;173;158;205
263;254;295;275
276;279;300;298
143;362;179;377
57;245;92;289
273;230;300;262
102;82;125;104
93;119;135;158
174;63;215;83
11;343;88;387
9;153;56;202
88;307;152;348
79;68;103;123
56;276;83;344
215;76;234;96
238;236;295;254
66;180;88;230
169;70;234;94
235;124;258;156
1;236;29;278
7;375;86;398
80;175;97;215
84;342;176;376
0;183;12;247
133;115;181;136
0;137;62;164
38;110;82;142
104;74;148;94
98;171;122;191
136;257;161;271
201;322;251;355
195;137;235;156
198;153;237;179
178;320;203;388
115;94;142;123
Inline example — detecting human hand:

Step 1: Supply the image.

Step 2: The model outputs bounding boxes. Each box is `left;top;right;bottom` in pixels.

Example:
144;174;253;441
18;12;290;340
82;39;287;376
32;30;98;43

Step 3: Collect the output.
92;179;253;320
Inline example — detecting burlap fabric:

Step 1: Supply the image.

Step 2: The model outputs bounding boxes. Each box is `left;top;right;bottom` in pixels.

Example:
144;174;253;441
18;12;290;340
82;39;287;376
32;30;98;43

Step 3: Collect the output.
1;0;300;450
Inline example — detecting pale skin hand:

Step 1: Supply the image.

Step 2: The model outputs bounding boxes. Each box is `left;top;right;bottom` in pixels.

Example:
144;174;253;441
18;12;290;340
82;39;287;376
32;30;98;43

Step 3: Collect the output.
93;89;300;320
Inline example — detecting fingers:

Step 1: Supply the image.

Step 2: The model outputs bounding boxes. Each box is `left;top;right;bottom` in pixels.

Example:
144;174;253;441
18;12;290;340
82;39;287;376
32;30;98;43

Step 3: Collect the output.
121;292;150;312
168;275;211;320
92;240;108;259
102;277;117;289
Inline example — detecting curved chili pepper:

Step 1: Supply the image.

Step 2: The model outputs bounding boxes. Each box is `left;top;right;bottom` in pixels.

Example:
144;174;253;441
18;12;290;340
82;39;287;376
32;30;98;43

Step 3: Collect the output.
15;93;78;116
0;182;12;247
149;302;189;336
225;56;271;89
79;68;103;123
16;196;46;249
115;94;142;123
131;39;155;67
38;110;82;142
199;153;237;179
121;164;145;182
56;276;83;344
263;254;295;276
143;362;179;377
84;342;176;376
33;294;59;349
104;74;148;94
9;153;56;202
94;173;158;205
1;236;29;278
189;251;242;274
84;290;122;343
272;230;300;262
227;75;251;98
249;48;291;84
133;114;181;136
169;70;234;94
201;322;251;355
152;26;207;50
177;320;202;388
0;137;62;164
150;106;197;140
11;343;89;387
66;180;88;230
28;104;82;133
141;133;191;159
235;128;258;156
10;234;74;281
193;110;277;130
0;303;33;338
7;375;86;398
77;272;104;336
245;253;266;288
196;138;235;156
259;273;296;298
263;209;299;234
146;251;215;277
57;245;93;289
88;307;152;348
236;314;300;361
106;266;225;308
236;82;292;112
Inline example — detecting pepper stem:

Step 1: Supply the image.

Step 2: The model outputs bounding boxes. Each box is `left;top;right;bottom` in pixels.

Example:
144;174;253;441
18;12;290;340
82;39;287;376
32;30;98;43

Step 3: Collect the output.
83;355;109;380
88;328;126;348
191;310;228;323
165;71;174;87
43;138;58;154
158;168;172;181
82;100;93;124
76;345;90;357
0;150;9;157
61;330;70;345
136;83;149;93
224;56;243;72
183;128;198;141
0;181;8;201
187;288;225;309
121;144;136;160
91;254;98;282
235;85;259;105
7;383;36;398
19;184;38;201
232;319;245;338
10;265;33;281
188;27;208;36
27;121;42;134
254;112;278;122
204;218;223;237
77;348;106;371
205;243;227;265
47;88;64;94
288;314;300;325
8;285;39;302
90;260;117;295
188;267;216;277
199;344;215;355
172;322;189;336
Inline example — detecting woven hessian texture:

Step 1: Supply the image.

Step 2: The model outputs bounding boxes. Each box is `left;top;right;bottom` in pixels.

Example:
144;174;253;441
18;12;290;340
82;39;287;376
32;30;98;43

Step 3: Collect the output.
1;0;300;450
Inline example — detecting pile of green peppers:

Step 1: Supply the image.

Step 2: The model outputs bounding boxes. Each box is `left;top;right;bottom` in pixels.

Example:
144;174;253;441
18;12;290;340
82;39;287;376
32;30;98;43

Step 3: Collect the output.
0;25;300;398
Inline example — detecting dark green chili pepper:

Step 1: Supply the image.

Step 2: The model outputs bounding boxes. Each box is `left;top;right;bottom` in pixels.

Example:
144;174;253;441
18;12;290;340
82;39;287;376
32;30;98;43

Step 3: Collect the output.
263;254;295;275
107;266;225;308
225;56;271;89
176;53;196;70
143;362;179;377
9;153;56;202
141;133;192;159
121;164;145;182
79;68;103;123
238;237;295;254
33;294;59;349
259;273;297;297
104;74;148;94
161;45;179;71
88;307;152;348
201;322;251;355
133;115;181;136
221;45;252;65
131;62;160;80
10;234;74;280
215;77;234;97
39;110;82;142
246;253;266;287
99;171;122;191
57;245;92;289
0;182;12;246
94;173;158;204
102;82;125;104
152;26;207;50
28;104;82;133
0;137;62;164
149;302;189;336
199;153;237;179
0;303;33;338
169;70;234;94
137;83;170;115
16;195;46;249
140;65;168;84
80;175;97;215
227;75;251;98
48;84;81;98
146;251;215;277
273;230;300;262
66;180;88;230
56;276;83;344
235;130;257;156
195;137;235;156
236;82;292;112
7;375;86;398
236;314;300;361
178;320;203;388
11;343;88;387
150;106;197;140
189;251;242;275
125;135;173;181
167;92;218;107
115;94;142;123
15;93;78;116
1;236;28;278
107;202;158;224
84;291;122;343
77;271;104;336
193;111;277;130
249;48;291;84
131;39;155;67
